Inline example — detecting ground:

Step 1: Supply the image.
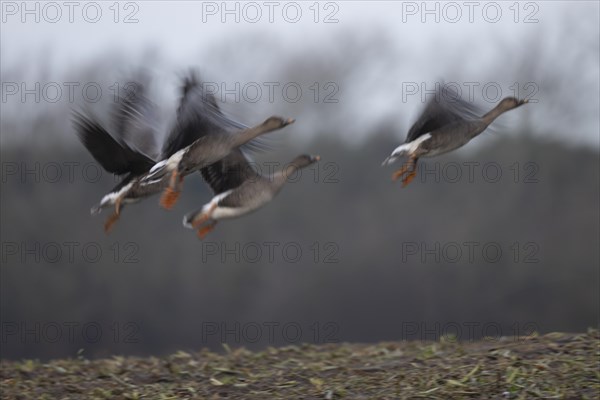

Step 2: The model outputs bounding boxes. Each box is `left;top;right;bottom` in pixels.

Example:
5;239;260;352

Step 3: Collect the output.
1;330;598;399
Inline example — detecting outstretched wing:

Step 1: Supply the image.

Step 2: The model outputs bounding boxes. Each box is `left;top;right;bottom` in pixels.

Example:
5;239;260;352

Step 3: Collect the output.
161;72;249;159
110;76;161;160
72;109;154;176
406;85;482;142
199;148;257;195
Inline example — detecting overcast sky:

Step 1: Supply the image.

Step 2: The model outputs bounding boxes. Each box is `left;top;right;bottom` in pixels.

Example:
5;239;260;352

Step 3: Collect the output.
1;1;599;147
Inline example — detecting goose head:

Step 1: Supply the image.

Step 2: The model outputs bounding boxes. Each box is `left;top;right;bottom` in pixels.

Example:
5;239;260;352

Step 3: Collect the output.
262;116;295;131
276;154;321;184
288;154;321;170
497;97;529;112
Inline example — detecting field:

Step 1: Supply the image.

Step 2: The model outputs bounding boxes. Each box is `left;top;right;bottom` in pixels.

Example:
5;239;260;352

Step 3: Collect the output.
1;330;598;399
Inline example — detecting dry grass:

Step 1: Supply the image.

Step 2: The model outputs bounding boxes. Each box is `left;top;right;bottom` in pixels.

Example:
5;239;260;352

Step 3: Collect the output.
1;330;598;399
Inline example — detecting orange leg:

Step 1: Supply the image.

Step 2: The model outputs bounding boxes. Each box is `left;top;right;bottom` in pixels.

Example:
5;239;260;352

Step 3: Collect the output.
114;196;123;215
197;221;218;240
104;212;119;233
392;156;419;187
160;170;183;210
104;197;123;233
191;203;218;229
401;169;417;187
169;169;184;190
191;214;209;229
392;162;412;181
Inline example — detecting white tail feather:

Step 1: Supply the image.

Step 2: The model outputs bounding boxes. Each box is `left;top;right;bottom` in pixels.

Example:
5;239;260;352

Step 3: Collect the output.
144;149;186;181
91;181;134;216
183;190;233;229
382;134;432;166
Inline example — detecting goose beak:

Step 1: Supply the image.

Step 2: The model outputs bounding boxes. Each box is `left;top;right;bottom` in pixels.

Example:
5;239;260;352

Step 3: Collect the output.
284;118;295;126
311;155;321;162
521;99;529;105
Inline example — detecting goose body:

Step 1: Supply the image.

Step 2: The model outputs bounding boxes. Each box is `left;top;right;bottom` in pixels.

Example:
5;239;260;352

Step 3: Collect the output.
72;78;157;221
74;73;255;231
402;119;489;158
183;188;267;225
149;115;296;210
383;87;528;186
183;151;320;238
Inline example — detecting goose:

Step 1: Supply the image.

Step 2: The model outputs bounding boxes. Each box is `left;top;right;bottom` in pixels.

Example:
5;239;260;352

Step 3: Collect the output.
73;73;263;232
183;150;320;239
72;78;162;232
382;87;529;187
145;106;295;210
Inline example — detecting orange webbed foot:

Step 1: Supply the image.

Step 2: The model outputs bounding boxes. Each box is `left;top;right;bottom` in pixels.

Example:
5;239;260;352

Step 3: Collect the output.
392;157;418;187
161;170;184;209
160;186;181;209
104;212;120;233
401;170;417;188
392;164;411;182
191;213;210;229
197;222;217;240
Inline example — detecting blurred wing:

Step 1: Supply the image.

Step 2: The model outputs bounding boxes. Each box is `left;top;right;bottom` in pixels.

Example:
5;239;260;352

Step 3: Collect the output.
200;148;256;195
72;110;155;176
111;77;161;160
161;72;248;158
406;85;483;142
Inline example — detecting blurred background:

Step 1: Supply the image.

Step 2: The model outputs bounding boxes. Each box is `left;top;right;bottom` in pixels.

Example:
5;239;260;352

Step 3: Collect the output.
1;1;598;360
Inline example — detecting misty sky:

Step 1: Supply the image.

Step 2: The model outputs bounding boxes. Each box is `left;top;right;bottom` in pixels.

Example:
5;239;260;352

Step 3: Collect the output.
1;1;599;147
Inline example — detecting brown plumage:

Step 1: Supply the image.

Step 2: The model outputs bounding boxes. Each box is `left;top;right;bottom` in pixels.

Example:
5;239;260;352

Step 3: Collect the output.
382;87;529;186
183;151;320;239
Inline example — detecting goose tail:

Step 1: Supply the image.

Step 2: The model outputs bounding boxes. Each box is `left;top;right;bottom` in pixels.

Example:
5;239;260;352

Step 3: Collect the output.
90;203;103;215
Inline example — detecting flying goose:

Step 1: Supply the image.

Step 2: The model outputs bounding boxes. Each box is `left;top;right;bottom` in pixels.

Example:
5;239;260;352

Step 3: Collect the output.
145;107;295;210
382;87;529;186
73;73;265;232
183;150;320;239
72;78;162;231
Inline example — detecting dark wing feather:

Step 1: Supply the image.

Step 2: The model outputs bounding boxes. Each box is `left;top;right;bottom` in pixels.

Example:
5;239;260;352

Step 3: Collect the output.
406;85;482;142
161;73;243;157
72;110;154;176
111;78;161;160
161;72;255;158
108;172;139;193
199;148;256;195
